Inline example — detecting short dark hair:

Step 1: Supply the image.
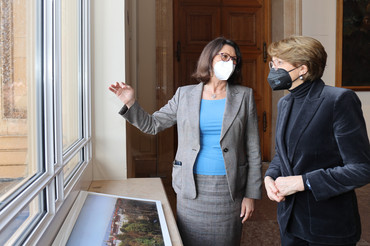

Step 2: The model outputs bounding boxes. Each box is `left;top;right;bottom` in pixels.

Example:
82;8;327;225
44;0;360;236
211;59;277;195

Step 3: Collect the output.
191;37;242;84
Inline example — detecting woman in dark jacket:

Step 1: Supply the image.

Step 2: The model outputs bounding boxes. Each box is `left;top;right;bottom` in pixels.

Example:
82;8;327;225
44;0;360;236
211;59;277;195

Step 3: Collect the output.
264;36;370;246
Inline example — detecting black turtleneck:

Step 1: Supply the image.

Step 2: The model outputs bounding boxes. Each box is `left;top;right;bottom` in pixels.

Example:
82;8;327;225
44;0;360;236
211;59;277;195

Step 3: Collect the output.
285;81;313;163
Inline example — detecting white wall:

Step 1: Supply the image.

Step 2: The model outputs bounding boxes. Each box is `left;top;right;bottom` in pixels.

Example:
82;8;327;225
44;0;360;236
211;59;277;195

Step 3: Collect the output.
302;0;370;137
91;0;127;180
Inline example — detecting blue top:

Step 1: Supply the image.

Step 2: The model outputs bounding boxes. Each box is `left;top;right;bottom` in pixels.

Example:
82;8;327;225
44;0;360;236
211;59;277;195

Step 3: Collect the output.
193;98;226;175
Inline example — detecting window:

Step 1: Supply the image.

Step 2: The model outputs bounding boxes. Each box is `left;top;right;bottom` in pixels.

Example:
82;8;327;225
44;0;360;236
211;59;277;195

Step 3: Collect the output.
62;0;81;152
0;0;42;208
61;0;84;182
0;0;91;245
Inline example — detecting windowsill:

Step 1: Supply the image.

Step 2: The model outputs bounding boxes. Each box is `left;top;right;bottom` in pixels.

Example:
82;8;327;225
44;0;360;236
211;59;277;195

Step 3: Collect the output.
88;178;183;246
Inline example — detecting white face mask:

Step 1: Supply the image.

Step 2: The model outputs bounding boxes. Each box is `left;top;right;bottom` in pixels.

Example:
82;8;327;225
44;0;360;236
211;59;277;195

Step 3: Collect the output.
213;60;236;80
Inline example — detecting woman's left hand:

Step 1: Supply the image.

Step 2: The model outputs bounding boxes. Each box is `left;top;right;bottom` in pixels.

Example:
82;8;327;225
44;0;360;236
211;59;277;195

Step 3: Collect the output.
240;197;255;223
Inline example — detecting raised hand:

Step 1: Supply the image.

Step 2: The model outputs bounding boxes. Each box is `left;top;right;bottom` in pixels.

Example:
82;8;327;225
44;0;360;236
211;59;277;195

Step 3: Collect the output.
108;82;135;108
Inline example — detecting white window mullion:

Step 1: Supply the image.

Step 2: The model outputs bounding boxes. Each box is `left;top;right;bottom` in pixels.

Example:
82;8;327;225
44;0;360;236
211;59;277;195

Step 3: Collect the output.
52;0;64;203
82;0;92;164
44;0;57;174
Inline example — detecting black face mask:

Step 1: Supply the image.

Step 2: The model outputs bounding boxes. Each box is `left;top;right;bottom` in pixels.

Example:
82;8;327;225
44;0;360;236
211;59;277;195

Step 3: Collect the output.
267;67;300;91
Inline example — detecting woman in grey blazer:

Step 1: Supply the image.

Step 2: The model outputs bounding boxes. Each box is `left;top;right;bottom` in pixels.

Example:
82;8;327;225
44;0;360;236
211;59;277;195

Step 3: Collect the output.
264;36;370;246
109;37;262;246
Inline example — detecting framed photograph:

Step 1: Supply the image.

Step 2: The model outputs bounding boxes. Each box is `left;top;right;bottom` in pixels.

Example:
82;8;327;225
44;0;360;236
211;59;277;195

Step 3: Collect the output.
52;191;171;246
335;0;370;90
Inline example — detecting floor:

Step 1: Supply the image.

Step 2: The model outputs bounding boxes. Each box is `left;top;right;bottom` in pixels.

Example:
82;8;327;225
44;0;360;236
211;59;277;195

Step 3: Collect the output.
164;163;370;246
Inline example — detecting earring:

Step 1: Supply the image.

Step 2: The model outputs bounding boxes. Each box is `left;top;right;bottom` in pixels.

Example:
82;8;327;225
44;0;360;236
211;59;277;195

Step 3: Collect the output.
299;75;303;80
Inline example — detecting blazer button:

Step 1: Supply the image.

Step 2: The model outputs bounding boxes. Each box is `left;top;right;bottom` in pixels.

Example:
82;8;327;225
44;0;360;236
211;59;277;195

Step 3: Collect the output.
223;148;229;152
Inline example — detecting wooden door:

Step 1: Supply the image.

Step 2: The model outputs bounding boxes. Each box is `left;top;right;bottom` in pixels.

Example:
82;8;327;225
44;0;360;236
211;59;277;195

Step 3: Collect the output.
174;0;271;161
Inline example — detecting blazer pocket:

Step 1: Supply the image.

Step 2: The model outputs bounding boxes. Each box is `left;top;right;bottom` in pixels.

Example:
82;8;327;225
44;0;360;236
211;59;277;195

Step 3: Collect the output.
172;160;182;194
308;192;357;237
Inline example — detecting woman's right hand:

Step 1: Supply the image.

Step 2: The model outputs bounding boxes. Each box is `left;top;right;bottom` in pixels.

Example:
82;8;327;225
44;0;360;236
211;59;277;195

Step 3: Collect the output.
109;82;136;108
264;176;285;203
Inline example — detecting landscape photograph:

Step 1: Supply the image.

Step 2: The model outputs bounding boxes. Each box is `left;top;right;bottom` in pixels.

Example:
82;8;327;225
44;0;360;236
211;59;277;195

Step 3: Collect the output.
65;192;169;246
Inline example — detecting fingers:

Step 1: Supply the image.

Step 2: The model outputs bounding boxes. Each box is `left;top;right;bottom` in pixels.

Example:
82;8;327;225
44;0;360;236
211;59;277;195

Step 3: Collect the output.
240;198;255;223
275;181;288;197
264;177;285;202
266;189;283;202
118;82;131;89
108;82;128;89
108;82;118;92
240;212;253;224
274;177;287;196
265;176;303;202
108;82;131;95
275;176;304;197
240;205;246;222
264;177;278;200
241;209;253;223
264;176;278;193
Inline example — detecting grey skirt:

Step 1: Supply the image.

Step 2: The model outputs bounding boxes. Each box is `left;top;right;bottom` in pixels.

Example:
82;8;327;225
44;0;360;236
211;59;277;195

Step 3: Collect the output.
176;174;243;246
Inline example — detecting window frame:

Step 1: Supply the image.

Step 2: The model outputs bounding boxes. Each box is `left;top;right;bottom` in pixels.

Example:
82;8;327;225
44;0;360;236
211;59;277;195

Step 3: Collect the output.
0;0;91;244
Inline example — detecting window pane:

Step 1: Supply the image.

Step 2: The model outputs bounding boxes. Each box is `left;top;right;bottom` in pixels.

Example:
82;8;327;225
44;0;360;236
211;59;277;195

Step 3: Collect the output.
0;190;46;245
61;0;81;151
0;0;41;207
63;150;83;183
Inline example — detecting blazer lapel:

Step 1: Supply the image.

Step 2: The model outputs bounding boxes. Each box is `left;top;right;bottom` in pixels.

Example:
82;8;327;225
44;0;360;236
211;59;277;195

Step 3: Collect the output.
288;81;325;161
187;83;203;145
276;95;295;175
220;84;243;141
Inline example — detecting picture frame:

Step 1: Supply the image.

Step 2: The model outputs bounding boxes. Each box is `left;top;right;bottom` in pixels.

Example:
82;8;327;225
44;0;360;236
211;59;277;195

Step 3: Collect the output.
52;191;171;246
335;0;370;90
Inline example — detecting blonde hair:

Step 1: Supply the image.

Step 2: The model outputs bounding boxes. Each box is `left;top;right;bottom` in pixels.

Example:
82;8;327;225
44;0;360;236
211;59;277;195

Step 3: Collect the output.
268;36;327;81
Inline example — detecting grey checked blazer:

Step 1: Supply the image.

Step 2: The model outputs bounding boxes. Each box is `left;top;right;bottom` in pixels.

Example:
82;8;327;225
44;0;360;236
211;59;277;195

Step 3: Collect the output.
120;82;262;201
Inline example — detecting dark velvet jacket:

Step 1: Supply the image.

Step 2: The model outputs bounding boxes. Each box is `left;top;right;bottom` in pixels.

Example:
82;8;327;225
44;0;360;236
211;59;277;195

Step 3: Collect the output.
265;80;370;244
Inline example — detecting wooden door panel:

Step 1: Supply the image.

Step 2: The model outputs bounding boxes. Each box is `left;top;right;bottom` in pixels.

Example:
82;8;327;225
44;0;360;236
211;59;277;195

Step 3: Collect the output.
176;6;221;88
221;7;263;49
240;52;265;154
222;0;263;7
178;52;200;87
180;0;221;5
241;53;264;97
241;57;257;89
180;6;221;51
